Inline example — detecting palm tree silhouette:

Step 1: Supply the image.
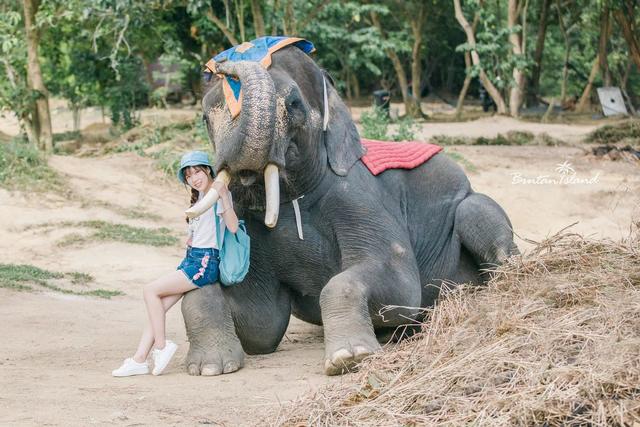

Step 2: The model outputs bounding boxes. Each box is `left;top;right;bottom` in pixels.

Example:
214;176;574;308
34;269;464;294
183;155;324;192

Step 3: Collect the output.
555;161;575;175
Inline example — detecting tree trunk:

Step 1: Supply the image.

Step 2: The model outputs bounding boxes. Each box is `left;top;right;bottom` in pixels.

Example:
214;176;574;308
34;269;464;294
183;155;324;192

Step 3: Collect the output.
344;66;352;102
271;0;280;35
23;0;53;153
527;0;550;105
250;0;266;37
598;3;611;86
508;0;527;117
456;12;481;117
24;119;39;145
409;4;426;117
555;0;570;103
235;0;246;42
542;97;555;122
453;0;507;114
72;106;81;131
388;50;411;116
455;52;473;118
285;0;295;35
207;7;239;45
2;58;37;144
614;3;640;71
141;57;154;90
576;54;599;112
621;61;637;114
352;72;360;99
371;11;414;117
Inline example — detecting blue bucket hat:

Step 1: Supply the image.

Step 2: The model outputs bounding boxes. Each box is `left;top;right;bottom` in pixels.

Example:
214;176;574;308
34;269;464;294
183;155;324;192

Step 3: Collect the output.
177;151;214;184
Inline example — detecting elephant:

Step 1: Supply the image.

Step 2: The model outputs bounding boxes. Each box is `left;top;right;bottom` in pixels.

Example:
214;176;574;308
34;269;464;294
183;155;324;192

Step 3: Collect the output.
180;38;519;376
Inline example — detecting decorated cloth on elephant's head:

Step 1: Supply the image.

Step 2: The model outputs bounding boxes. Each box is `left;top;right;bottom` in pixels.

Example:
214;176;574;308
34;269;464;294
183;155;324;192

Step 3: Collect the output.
204;36;316;118
360;139;443;176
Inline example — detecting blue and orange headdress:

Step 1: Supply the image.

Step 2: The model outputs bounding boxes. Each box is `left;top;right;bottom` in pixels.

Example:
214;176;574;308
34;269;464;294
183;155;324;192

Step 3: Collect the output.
204;36;316;118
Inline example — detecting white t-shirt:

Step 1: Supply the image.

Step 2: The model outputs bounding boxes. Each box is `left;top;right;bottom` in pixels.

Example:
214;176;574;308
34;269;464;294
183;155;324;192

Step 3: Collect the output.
188;193;233;249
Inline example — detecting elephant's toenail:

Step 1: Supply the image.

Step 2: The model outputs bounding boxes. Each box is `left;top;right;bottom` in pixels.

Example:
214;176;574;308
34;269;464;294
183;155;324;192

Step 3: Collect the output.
201;365;223;376
223;361;239;373
353;346;371;359
330;348;353;365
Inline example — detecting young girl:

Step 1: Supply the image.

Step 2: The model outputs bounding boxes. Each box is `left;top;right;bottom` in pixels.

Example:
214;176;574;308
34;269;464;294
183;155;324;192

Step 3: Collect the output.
112;150;239;377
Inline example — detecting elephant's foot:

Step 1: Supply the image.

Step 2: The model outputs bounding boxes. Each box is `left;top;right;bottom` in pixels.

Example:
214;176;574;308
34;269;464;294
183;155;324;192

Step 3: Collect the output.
181;284;245;376
324;336;381;376
455;193;519;269
320;273;384;375
185;338;244;376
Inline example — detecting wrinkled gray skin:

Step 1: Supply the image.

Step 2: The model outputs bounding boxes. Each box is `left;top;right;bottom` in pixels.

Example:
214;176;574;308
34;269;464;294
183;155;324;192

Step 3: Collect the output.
181;47;519;376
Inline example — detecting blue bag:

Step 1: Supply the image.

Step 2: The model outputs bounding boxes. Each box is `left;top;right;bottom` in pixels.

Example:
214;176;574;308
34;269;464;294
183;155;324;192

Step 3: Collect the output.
215;206;250;286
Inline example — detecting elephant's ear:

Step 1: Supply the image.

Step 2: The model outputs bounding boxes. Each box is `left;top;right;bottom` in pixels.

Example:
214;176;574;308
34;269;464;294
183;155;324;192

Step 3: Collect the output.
323;72;365;176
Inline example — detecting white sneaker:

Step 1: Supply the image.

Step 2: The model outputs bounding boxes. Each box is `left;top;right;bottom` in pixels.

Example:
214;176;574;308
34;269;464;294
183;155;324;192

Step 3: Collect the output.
151;340;178;376
112;357;149;377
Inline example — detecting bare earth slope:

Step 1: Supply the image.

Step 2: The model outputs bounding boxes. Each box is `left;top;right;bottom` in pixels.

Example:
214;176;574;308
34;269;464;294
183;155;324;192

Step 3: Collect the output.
0;122;638;425
0;153;338;426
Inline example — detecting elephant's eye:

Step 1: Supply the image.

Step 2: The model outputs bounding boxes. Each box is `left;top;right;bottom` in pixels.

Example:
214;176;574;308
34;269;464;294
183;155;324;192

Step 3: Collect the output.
288;98;301;110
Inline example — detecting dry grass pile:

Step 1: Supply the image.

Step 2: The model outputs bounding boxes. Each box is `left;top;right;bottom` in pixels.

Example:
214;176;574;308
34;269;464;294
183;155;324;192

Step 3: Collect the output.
432;131;566;147
586;120;640;145
272;231;640;426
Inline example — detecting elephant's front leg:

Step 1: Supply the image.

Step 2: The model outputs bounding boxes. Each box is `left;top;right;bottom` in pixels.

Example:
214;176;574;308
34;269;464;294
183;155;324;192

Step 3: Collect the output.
181;284;244;376
320;262;422;375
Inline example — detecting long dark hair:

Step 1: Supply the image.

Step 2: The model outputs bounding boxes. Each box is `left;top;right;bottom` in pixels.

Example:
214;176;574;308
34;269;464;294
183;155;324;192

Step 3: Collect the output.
184;165;214;223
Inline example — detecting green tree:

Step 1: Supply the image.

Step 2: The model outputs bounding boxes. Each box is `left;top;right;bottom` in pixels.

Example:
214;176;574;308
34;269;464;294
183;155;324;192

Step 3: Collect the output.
0;1;53;151
0;7;38;145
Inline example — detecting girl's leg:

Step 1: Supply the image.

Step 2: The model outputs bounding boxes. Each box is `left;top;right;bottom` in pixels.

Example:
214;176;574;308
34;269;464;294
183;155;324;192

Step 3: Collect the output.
143;270;198;350
132;293;183;363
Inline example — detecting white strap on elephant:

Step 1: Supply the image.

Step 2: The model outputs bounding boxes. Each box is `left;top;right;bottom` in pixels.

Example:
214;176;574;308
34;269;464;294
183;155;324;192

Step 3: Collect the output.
322;75;329;131
292;195;305;240
289;76;328;240
288;77;328;240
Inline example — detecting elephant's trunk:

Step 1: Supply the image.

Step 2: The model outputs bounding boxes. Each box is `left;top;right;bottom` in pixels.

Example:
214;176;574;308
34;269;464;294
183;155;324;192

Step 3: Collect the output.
195;61;281;227
213;60;276;172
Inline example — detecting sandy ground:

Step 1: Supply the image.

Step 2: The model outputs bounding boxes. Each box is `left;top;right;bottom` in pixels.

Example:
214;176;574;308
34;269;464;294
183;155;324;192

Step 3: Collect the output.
1;110;639;426
0;154;342;426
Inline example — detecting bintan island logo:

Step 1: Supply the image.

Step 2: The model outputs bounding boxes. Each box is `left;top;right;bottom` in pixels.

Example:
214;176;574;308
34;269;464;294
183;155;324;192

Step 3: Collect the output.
511;161;600;185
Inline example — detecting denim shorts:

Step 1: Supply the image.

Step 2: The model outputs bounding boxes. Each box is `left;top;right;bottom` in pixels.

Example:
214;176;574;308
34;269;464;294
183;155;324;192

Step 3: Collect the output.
177;247;220;287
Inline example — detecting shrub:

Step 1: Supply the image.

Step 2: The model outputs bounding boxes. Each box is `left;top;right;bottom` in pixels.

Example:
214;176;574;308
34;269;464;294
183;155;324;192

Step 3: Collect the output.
0;138;65;192
361;106;390;140
586;120;640;144
392;116;419;141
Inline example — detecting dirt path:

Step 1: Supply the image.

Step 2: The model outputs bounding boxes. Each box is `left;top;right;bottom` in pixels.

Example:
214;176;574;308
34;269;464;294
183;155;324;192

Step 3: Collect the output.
0;153;339;426
1;125;638;425
452;144;639;247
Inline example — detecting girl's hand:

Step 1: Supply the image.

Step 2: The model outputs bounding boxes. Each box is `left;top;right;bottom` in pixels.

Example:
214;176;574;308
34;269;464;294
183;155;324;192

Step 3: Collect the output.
212;180;229;197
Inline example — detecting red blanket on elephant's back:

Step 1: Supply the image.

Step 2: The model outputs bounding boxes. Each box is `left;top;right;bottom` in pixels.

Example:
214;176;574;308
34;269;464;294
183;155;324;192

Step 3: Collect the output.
360;139;443;176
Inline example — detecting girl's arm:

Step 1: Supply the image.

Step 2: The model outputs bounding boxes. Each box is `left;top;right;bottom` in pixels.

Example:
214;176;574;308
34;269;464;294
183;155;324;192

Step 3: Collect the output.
213;182;239;233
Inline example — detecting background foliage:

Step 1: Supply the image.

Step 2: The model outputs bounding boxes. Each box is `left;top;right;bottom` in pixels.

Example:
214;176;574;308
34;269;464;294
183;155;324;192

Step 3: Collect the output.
1;0;638;144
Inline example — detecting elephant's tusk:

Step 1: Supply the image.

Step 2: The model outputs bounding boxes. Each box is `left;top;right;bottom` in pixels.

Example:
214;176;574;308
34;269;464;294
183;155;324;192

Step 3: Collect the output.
264;164;280;228
184;170;232;219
